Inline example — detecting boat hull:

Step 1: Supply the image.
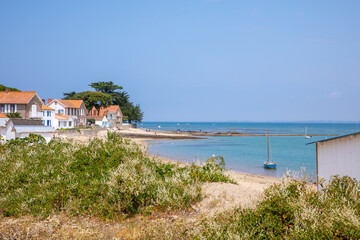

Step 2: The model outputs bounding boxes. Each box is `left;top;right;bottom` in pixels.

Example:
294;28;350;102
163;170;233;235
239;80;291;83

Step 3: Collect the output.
264;162;277;169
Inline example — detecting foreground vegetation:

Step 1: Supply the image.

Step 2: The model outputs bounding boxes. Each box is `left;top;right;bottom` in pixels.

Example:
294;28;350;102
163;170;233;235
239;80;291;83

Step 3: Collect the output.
1;134;359;239
0;134;232;220
141;175;360;239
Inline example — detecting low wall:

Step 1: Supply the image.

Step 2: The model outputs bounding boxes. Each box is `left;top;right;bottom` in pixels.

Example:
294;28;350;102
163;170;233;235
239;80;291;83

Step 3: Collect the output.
119;123;137;130
54;127;107;137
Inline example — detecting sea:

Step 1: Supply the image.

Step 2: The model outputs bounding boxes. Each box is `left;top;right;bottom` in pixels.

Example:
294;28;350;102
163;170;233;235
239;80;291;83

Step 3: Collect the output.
140;122;359;178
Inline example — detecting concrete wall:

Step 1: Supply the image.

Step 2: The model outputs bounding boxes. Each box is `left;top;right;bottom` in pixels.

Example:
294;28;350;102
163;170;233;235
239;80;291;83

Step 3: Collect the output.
55;127;106;137
5;121;15;141
318;133;360;182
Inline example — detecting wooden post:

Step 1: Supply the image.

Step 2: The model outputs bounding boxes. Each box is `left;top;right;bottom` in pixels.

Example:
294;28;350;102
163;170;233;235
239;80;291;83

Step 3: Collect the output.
267;130;269;162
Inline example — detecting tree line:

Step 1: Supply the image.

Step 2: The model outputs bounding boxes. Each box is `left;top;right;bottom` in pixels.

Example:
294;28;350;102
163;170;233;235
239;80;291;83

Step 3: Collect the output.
63;81;143;123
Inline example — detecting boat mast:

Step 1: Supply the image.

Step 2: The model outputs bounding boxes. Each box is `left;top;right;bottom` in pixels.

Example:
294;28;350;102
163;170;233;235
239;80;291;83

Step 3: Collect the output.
267;130;269;162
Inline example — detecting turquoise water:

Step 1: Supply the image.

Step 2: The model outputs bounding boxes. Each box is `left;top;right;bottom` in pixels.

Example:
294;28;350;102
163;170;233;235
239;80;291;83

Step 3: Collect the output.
142;122;359;178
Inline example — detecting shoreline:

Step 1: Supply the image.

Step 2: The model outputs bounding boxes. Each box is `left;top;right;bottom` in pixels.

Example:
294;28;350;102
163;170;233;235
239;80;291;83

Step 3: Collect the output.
129;132;281;181
130;135;281;215
57;129;283;215
118;127;339;139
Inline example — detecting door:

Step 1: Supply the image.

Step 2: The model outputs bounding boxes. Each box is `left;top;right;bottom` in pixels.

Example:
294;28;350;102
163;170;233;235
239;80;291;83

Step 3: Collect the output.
32;105;37;117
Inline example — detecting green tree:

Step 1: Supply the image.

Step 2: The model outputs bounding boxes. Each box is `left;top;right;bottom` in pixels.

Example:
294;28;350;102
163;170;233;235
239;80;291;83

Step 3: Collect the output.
69;91;112;111
63;91;77;100
89;81;122;93
0;84;20;91
89;81;143;123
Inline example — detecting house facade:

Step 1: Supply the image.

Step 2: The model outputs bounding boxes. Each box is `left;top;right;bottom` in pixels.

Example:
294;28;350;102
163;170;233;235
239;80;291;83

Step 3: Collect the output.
54;114;75;129
0;113;9;142
89;105;123;128
0;90;43;119
41;104;55;127
47;99;87;127
87;115;108;128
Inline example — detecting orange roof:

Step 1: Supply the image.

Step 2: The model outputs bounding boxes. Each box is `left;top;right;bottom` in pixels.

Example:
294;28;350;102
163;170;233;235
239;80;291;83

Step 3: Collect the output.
41;104;55;111
56;99;83;108
0;113;8;118
55;113;71;120
91;105;122;116
87;116;106;121
0;91;37;104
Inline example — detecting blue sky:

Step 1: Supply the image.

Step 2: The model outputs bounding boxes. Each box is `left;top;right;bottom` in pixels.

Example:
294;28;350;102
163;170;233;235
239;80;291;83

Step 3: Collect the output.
1;0;359;122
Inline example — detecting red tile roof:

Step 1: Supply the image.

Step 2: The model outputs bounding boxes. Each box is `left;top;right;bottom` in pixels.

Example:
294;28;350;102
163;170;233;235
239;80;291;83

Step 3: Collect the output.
56;99;84;108
0;113;8;118
87;116;106;121
41;104;55;111
0;91;37;104
90;105;122;116
55;113;71;120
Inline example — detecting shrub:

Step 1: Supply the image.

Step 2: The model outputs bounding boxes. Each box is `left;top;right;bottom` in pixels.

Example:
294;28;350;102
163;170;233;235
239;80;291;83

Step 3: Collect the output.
0;134;233;219
141;175;360;239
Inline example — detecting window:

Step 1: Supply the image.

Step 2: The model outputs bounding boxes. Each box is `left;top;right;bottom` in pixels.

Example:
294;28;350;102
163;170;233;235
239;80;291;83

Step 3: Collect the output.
110;114;113;119
0;105;4;113
58;110;61;114
64;122;67;127
47;120;51;126
69;121;72;127
43;111;45;116
47;111;51;117
58;121;60;127
42;120;45;125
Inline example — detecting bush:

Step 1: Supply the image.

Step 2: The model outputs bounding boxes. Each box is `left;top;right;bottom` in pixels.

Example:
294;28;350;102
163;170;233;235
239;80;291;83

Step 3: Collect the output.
0;135;233;219
141;175;360;239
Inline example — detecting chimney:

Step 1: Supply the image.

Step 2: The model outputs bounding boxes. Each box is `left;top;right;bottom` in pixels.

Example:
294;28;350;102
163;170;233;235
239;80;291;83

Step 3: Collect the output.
48;98;52;104
5;89;9;94
42;99;46;105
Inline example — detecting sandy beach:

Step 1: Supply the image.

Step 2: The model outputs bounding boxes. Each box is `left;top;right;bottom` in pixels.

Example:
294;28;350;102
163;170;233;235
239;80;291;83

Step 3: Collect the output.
65;127;282;216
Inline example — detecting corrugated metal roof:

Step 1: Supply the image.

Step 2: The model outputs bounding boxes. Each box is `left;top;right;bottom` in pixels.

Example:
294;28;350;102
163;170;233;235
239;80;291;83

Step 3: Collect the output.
13;126;55;133
306;131;360;145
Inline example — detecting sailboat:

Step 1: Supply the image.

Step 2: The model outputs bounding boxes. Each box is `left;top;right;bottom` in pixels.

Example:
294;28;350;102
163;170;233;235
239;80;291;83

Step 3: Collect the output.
305;126;312;139
264;130;277;169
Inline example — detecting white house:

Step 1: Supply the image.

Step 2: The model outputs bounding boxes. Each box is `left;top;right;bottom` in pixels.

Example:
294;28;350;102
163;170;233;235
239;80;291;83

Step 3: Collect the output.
91;115;108;128
0;113;9;142
47;99;87;126
308;132;360;184
41;104;55;128
54;114;76;129
5;119;55;143
88;105;123;127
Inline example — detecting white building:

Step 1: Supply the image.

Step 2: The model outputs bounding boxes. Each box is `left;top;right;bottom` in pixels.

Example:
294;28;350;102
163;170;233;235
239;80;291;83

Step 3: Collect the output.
4;119;55;143
47;99;87;126
91;115;108;128
308;132;360;183
0;113;9;142
41;104;55;128
54;114;76;129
